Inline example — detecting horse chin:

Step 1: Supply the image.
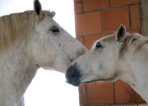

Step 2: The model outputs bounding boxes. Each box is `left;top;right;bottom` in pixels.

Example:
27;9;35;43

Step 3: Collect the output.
81;79;99;84
67;79;80;86
41;65;67;73
54;66;68;73
81;77;117;84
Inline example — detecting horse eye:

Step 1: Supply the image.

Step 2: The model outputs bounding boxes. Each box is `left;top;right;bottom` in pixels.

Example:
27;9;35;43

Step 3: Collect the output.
50;26;60;33
96;42;103;48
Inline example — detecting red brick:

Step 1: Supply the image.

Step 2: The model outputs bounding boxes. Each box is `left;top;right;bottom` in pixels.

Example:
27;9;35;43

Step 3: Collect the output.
87;82;114;104
127;29;141;34
75;12;101;37
74;0;81;3
130;4;141;28
77;37;84;44
84;33;110;49
83;0;109;11
75;3;82;14
79;84;88;105
111;0;140;7
101;7;130;32
115;80;144;104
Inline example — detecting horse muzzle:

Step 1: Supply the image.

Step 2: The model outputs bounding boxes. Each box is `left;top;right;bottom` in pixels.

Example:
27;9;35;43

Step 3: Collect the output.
66;63;81;86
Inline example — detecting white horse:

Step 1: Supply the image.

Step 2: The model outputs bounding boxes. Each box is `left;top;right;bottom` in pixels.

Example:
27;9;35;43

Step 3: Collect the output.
66;25;148;103
0;0;87;106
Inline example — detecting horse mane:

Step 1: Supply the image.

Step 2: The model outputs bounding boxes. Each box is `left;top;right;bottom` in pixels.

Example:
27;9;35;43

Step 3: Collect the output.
0;10;52;50
0;11;36;50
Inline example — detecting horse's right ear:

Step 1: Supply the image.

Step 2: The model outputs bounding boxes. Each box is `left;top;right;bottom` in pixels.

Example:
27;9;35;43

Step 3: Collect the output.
34;0;42;16
116;24;126;42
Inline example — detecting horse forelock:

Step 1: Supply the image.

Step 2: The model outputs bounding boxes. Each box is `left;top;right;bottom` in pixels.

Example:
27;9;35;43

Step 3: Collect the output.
0;10;53;50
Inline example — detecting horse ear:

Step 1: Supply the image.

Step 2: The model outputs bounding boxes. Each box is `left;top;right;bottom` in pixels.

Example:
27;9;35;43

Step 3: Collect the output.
116;24;126;42
34;0;42;16
50;11;56;18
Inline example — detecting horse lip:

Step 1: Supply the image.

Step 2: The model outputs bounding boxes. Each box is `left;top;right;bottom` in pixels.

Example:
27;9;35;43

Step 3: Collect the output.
81;77;116;84
66;79;80;86
73;82;80;86
66;73;81;86
82;79;99;84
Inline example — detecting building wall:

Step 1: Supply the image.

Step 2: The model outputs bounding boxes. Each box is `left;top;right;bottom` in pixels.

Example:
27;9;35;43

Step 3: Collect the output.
74;0;147;105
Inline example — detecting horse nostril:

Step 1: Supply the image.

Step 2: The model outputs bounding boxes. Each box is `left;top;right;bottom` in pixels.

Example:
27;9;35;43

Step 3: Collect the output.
66;63;81;86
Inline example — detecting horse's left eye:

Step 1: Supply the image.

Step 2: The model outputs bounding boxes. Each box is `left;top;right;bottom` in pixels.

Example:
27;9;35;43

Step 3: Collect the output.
50;26;60;33
96;42;103;48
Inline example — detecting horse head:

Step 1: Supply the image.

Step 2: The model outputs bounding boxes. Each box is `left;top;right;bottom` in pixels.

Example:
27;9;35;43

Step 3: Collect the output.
29;0;87;73
66;25;144;86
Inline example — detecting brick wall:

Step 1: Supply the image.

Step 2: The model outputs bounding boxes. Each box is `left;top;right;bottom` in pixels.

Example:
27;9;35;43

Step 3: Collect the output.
74;0;147;105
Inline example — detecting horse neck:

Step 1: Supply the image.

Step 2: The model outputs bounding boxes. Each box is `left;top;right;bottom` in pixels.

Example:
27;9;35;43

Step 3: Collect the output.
0;39;37;104
117;49;148;102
